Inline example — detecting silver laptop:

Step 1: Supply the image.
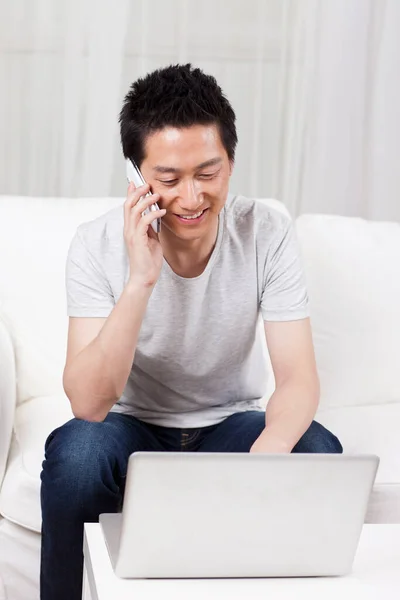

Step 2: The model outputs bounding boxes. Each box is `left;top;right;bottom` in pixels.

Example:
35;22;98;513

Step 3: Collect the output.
99;452;379;579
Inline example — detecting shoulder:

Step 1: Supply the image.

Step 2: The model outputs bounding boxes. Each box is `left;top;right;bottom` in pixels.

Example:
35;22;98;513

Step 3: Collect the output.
225;193;292;240
72;204;124;256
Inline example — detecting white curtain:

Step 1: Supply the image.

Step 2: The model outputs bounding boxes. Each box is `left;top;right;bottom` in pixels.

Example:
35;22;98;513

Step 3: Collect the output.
1;0;399;220
276;0;400;220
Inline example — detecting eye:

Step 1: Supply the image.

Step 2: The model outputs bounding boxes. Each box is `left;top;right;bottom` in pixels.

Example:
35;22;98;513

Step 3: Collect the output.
198;171;219;179
158;179;178;186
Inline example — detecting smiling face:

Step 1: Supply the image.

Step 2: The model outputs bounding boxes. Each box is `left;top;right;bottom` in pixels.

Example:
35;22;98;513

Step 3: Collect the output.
139;124;233;242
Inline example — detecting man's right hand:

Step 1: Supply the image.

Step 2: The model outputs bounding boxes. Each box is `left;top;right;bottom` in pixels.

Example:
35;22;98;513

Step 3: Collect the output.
124;182;166;288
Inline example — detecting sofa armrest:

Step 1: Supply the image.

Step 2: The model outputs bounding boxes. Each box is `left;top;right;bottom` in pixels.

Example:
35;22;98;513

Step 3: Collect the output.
0;314;16;489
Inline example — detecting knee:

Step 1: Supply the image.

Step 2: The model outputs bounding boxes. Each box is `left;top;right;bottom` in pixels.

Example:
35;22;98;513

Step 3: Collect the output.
40;418;118;493
292;420;343;454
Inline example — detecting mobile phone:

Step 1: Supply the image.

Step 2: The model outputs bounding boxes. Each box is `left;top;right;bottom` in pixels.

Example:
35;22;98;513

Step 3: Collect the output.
126;158;161;234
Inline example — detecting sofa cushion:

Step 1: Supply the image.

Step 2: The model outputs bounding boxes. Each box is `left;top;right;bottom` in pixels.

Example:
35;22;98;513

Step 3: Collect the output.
0;517;40;600
0;395;73;532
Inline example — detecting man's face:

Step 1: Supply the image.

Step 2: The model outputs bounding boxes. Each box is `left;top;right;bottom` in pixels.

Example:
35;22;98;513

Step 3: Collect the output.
140;124;232;242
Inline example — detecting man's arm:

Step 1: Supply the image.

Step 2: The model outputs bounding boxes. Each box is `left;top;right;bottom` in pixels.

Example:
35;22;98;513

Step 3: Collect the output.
64;181;166;423
250;318;320;453
63;281;152;423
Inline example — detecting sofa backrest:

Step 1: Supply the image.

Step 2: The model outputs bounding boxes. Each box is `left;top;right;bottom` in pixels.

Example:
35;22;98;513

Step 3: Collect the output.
295;213;400;410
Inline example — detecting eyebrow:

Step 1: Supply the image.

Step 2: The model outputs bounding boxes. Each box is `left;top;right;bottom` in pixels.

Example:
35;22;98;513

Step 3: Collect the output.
152;157;222;174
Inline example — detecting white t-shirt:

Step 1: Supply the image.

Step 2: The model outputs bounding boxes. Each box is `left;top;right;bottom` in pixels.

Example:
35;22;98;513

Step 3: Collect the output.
66;193;310;427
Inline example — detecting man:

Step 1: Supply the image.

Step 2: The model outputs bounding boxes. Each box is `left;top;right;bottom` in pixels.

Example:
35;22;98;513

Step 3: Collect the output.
40;64;342;600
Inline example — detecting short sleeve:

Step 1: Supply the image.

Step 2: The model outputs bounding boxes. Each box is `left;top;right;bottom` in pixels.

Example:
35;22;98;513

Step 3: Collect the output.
260;217;310;321
66;227;115;317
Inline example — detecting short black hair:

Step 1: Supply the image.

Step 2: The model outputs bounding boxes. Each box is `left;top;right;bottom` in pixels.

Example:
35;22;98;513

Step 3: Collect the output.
119;63;237;167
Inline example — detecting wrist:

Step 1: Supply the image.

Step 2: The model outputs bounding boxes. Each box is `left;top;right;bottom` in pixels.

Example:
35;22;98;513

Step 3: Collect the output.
126;277;156;294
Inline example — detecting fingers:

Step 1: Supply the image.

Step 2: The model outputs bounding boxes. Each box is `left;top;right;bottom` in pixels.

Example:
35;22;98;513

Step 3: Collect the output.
124;182;149;227
137;207;166;235
124;183;164;230
132;193;162;228
128;181;148;203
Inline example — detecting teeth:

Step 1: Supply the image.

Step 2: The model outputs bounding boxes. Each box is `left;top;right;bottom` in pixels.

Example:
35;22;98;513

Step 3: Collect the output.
180;210;203;220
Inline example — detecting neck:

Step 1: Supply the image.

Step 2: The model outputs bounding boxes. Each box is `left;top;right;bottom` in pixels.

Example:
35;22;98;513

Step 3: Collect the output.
159;218;219;278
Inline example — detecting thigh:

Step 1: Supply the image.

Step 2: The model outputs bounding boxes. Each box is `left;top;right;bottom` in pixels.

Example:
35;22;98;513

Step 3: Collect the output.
43;412;166;460
197;411;266;452
291;420;343;453
41;413;167;501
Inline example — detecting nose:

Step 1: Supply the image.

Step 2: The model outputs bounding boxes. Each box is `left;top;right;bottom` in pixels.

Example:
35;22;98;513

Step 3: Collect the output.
178;178;203;212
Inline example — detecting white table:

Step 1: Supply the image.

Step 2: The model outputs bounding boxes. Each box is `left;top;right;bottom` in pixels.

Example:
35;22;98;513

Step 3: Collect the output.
82;524;400;600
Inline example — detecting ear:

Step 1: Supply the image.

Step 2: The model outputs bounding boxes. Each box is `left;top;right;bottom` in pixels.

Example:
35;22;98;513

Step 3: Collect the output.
228;160;234;176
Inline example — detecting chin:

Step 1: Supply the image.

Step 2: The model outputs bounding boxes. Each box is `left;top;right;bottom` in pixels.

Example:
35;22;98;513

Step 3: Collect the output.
163;223;208;241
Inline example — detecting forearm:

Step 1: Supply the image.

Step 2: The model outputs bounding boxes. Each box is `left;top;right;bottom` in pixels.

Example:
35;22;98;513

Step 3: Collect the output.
263;376;320;452
64;281;152;422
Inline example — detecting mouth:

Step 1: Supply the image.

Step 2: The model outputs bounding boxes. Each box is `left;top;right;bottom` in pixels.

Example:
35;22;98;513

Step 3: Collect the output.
174;208;209;224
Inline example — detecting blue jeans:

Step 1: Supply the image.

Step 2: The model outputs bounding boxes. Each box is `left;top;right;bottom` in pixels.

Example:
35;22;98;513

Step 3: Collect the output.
40;411;342;599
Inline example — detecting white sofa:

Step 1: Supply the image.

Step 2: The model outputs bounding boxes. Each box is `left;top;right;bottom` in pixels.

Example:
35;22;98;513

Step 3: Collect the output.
0;195;399;600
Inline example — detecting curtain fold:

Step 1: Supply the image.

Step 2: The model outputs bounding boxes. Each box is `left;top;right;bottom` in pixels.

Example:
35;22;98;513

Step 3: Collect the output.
277;0;400;220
